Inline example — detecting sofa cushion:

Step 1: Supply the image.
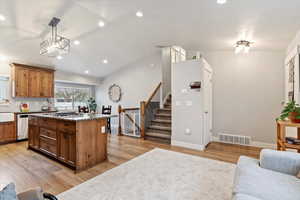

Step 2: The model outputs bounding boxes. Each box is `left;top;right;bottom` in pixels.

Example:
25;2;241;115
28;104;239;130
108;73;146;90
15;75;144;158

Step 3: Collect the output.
0;183;18;200
234;156;300;200
233;193;262;200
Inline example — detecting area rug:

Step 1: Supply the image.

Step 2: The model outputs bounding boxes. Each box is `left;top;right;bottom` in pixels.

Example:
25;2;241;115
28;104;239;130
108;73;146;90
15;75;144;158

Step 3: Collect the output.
57;148;236;200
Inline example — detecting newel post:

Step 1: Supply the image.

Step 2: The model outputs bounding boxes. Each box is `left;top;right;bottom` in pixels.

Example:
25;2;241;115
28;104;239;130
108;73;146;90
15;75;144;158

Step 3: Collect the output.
118;105;123;136
140;101;146;139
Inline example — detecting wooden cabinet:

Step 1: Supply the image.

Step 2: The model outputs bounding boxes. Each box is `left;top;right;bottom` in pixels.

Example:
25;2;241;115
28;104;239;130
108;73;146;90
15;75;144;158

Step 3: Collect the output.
28;116;39;149
28;117;108;171
0;122;16;143
28;125;39;149
28;70;41;97
11;63;55;98
14;66;29;97
58;131;76;166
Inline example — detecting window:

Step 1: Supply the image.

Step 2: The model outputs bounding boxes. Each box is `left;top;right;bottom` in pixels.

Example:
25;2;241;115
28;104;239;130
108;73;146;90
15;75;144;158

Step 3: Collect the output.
0;76;9;105
171;46;186;63
55;83;94;111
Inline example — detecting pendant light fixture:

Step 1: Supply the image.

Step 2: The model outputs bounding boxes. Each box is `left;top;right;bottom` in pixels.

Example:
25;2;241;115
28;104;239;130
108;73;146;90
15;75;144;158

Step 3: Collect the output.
40;17;70;57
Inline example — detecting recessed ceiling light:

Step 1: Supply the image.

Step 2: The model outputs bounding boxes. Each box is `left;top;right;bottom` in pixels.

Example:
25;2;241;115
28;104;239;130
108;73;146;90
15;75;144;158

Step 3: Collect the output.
217;0;227;4
84;70;89;74
136;11;143;18
56;55;63;60
0;14;6;21
98;20;105;27
74;40;80;45
103;59;108;64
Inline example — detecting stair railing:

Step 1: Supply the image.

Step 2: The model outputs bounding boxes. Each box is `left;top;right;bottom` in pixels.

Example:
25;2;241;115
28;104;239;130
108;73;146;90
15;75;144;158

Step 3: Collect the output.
118;105;141;137
117;82;162;138
140;82;162;138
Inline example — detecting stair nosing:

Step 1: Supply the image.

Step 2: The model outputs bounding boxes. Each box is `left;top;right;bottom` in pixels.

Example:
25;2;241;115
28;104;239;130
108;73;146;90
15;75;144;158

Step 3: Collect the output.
145;132;171;139
148;125;171;131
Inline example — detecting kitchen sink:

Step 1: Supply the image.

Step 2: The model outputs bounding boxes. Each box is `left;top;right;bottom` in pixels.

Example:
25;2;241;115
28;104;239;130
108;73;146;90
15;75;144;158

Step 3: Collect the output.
0;113;15;122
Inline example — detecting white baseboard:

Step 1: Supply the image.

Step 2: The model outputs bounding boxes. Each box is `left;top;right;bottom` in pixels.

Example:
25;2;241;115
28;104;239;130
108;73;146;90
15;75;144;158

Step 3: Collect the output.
171;140;205;151
212;136;276;149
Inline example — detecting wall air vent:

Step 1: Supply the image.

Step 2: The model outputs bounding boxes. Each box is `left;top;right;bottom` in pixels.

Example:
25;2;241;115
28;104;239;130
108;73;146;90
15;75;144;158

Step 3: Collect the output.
218;133;251;145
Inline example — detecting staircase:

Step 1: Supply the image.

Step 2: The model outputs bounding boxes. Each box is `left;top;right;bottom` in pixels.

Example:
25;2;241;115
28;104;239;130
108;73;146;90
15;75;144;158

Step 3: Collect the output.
145;94;172;143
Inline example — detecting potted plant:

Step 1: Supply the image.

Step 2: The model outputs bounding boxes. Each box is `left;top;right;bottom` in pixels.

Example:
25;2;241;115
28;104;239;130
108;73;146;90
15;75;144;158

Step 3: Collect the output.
88;98;97;114
278;100;300;123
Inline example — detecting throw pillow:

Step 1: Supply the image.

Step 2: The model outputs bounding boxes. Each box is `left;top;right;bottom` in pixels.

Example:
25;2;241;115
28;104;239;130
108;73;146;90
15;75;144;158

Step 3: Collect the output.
297;171;300;179
0;183;18;200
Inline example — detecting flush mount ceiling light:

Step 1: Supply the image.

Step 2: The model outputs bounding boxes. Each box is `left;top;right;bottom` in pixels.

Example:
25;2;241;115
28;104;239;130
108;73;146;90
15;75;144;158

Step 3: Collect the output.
217;0;227;4
0;14;6;21
235;40;252;54
84;70;89;74
40;17;70;57
103;59;108;64
136;11;143;18
98;20;105;27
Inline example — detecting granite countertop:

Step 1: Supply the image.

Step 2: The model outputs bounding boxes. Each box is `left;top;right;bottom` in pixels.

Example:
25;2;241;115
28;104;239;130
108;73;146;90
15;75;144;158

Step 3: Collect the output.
30;113;118;121
14;110;57;114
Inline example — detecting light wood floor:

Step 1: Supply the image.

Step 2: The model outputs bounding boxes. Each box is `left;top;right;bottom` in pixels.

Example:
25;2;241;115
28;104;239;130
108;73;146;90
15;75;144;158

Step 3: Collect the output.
0;135;261;195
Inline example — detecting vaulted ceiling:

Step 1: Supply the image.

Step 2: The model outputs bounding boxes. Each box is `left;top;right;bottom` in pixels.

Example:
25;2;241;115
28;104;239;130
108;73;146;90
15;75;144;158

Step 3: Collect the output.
0;0;300;77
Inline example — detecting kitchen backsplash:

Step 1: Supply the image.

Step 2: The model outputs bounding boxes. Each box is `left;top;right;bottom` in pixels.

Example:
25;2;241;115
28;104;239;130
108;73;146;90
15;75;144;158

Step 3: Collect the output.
0;98;54;113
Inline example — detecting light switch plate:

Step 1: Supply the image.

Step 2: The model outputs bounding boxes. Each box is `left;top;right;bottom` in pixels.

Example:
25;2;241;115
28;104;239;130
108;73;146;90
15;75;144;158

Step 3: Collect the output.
101;126;106;133
185;128;191;135
181;89;188;93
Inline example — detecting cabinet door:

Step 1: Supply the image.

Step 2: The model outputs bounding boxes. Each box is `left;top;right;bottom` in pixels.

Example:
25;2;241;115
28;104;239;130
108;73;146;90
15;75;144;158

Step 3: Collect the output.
40;71;54;98
0;122;16;143
58;131;76;166
28;125;39;149
28;70;41;97
15;67;29;97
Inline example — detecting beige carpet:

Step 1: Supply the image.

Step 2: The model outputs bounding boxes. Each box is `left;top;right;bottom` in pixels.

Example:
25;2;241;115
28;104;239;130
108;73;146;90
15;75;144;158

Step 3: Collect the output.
58;148;236;200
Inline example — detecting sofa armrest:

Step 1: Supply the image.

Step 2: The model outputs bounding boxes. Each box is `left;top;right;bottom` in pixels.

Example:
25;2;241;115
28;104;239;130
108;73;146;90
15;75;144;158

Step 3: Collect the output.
260;149;300;176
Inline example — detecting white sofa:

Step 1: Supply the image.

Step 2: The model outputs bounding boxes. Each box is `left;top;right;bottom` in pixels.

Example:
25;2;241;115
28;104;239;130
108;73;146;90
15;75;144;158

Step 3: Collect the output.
233;149;300;200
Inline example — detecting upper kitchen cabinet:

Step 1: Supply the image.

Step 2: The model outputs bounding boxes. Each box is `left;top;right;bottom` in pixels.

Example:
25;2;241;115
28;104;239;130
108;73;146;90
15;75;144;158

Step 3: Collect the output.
10;63;55;98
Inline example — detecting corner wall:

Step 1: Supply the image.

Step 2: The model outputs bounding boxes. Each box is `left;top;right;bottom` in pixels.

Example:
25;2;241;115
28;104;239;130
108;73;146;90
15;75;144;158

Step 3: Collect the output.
95;53;162;114
203;51;285;144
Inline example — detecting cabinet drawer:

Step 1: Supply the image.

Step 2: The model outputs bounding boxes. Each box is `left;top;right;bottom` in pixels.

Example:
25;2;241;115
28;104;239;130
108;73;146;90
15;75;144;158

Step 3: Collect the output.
40;128;56;140
39;118;56;130
40;137;57;156
29;116;38;125
57;121;76;133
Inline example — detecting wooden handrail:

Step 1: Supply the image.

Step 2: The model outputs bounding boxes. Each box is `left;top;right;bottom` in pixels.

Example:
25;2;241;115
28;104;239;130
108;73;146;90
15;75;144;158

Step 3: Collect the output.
122;107;139;111
145;82;162;107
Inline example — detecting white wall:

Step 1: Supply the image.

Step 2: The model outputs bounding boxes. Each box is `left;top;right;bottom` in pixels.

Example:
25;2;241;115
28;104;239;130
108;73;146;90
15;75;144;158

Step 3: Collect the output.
203;51;285;144
171;60;208;150
95;53;162;115
287;29;300;55
55;70;101;86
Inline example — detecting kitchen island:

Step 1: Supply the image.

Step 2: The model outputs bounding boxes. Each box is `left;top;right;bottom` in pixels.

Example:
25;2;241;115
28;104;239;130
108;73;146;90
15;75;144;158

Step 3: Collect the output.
28;113;115;172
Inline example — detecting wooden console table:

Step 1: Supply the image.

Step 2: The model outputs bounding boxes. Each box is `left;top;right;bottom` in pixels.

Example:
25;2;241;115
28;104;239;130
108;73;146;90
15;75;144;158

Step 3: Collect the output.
277;120;300;153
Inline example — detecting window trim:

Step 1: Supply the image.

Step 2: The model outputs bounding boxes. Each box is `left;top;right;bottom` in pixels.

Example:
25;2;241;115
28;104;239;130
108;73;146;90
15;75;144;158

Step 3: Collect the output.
54;84;93;111
0;75;10;106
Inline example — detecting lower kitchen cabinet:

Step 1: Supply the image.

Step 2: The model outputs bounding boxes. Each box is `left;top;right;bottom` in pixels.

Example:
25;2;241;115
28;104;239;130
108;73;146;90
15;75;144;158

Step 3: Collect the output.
0;122;16;143
58;131;76;166
28;125;39;149
28;116;108;171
